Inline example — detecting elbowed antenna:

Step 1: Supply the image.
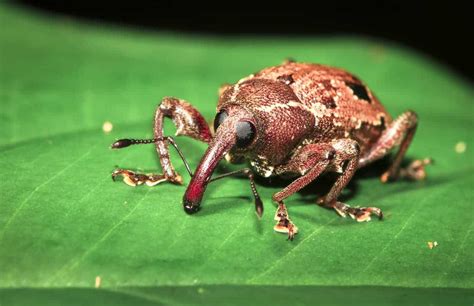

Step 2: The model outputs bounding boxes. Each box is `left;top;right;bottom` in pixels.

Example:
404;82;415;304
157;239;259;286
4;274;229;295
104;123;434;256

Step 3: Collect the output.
111;137;194;177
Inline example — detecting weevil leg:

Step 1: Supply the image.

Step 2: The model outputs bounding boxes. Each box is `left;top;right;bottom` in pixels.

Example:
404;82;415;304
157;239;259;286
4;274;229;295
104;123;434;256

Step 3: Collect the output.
330;202;383;222
273;203;298;241
112;136;194;186
112;169;167;187
272;143;335;240
317;138;384;222
358;110;432;182
112;97;212;186
274;139;383;225
210;168;264;218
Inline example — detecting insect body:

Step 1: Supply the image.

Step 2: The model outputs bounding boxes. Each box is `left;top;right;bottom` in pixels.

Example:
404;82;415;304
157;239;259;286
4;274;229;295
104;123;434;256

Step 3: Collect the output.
111;61;430;240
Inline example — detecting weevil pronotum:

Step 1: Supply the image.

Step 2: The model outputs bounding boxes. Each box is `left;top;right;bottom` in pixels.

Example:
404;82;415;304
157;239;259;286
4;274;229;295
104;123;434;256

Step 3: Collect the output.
111;60;431;240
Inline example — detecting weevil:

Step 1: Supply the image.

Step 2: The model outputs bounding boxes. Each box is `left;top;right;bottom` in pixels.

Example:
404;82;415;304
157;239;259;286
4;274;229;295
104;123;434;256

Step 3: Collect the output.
111;61;431;240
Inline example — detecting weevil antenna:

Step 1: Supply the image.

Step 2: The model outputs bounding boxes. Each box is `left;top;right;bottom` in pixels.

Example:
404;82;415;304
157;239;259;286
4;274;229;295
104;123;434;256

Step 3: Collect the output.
111;138;159;149
111;137;194;177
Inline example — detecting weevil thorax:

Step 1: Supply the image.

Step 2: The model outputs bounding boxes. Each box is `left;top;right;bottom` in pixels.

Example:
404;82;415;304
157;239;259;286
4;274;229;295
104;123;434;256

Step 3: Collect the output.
218;78;315;177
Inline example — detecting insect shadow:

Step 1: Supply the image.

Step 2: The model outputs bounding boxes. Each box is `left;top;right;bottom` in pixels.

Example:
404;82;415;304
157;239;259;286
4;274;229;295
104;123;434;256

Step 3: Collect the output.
248;157;393;202
213;155;440;209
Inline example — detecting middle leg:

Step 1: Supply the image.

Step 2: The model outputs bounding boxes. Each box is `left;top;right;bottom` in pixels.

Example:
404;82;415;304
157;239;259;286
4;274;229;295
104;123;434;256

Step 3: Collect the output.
318;138;383;222
272;143;335;240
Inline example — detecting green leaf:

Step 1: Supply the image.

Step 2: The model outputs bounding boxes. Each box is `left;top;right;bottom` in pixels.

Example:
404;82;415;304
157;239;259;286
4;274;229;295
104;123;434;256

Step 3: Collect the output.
0;3;473;305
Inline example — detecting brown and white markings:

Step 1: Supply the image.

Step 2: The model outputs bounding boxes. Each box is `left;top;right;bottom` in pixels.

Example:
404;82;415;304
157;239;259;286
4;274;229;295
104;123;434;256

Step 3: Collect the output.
111;61;431;241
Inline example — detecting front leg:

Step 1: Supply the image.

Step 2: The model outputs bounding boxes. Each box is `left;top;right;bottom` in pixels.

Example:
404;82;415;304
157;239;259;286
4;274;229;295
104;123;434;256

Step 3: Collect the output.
112;168;167;187
112;97;212;186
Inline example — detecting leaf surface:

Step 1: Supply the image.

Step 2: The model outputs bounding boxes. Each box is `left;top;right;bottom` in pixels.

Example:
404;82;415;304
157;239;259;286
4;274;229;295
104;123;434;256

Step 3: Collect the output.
0;4;473;305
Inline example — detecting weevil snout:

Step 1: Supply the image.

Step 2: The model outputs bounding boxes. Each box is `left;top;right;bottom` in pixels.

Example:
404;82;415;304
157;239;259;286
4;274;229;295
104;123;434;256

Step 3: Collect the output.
183;198;200;214
183;108;256;213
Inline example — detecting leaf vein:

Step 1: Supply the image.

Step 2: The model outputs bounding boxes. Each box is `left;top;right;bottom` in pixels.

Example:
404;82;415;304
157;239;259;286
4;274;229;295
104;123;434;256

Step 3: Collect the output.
361;185;447;275
247;218;336;284
198;205;252;271
436;220;473;286
47;189;151;284
0;146;95;242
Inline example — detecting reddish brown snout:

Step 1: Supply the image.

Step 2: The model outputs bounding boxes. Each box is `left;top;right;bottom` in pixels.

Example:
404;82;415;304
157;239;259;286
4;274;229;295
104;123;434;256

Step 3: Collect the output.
182;116;240;214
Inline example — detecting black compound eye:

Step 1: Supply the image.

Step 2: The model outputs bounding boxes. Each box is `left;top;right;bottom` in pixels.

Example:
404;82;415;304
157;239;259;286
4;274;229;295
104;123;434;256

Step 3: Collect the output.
236;121;256;148
213;110;228;132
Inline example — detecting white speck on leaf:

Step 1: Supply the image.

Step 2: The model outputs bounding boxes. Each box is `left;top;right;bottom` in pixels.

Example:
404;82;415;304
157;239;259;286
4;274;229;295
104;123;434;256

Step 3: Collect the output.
102;121;113;133
428;241;439;249
95;276;101;288
455;141;466;153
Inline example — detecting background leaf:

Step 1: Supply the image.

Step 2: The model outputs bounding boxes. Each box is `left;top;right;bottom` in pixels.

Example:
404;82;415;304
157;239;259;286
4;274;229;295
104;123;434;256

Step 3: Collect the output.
0;3;473;305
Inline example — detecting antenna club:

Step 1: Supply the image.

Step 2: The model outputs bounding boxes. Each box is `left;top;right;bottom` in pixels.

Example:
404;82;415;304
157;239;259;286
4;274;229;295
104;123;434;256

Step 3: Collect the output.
111;138;157;149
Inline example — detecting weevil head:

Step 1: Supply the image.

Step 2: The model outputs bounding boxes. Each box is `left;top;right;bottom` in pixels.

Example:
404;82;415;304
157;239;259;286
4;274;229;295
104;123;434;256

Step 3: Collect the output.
218;78;315;163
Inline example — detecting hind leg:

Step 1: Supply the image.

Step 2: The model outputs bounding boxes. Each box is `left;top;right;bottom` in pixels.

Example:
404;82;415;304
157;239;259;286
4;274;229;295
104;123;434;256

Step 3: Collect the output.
358;110;432;182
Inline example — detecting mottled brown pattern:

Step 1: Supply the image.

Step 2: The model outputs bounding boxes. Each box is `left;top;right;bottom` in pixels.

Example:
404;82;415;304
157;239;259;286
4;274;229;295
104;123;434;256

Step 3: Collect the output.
217;62;391;169
255;62;390;124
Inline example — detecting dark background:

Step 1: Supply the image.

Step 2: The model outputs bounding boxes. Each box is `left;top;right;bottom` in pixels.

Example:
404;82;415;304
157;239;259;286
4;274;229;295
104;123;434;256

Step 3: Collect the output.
13;1;472;81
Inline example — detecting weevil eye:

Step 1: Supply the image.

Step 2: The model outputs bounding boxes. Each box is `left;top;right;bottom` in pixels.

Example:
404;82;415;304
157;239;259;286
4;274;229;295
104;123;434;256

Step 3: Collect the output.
213;110;228;132
236;121;256;148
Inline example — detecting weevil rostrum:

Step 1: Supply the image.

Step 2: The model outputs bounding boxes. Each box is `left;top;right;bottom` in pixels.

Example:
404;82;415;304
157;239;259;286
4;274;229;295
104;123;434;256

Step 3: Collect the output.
111;61;431;240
